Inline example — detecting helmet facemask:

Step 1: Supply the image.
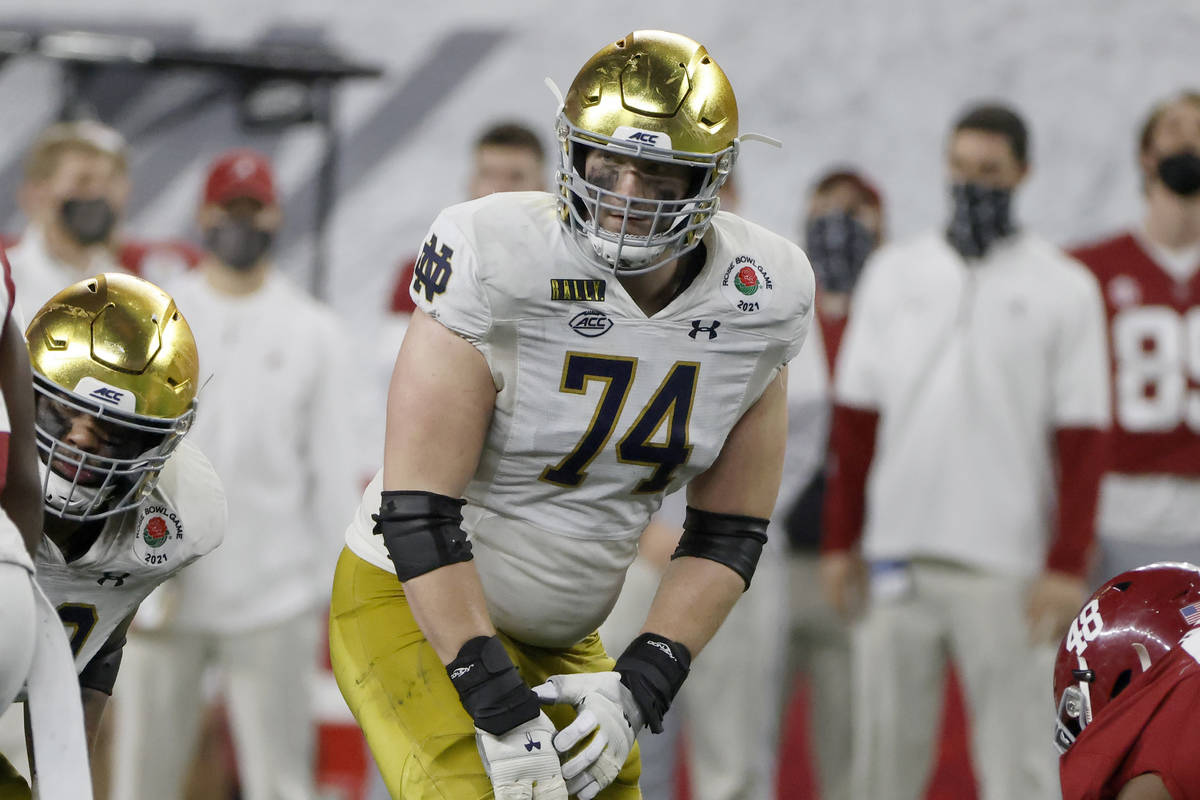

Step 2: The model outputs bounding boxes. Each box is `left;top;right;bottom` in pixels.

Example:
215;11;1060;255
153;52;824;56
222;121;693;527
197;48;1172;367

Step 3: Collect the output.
33;371;195;522
556;113;735;276
1053;671;1092;755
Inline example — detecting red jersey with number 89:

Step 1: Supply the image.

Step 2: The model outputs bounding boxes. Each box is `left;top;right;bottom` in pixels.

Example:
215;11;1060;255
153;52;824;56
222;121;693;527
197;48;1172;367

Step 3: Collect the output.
1071;233;1200;475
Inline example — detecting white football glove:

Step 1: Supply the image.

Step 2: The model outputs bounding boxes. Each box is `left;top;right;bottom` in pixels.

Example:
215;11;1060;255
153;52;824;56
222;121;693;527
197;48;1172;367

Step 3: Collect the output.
533;672;643;800
476;710;568;800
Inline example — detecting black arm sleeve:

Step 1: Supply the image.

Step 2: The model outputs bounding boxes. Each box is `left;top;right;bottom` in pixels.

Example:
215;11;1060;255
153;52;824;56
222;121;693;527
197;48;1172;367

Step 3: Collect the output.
78;613;133;695
671;506;770;590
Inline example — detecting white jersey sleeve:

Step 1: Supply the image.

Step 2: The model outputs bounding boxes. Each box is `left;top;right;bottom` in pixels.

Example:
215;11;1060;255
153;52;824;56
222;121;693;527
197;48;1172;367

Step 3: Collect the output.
1050;249;1111;428
832;245;893;410
408;210;493;351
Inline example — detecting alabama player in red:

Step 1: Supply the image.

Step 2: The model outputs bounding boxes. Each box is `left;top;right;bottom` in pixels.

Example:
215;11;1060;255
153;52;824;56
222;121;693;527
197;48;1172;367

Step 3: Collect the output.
1054;562;1200;799
1070;91;1200;580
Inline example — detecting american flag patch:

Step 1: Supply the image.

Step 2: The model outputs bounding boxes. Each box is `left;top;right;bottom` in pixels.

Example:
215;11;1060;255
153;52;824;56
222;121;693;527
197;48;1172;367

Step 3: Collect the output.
1181;603;1200;626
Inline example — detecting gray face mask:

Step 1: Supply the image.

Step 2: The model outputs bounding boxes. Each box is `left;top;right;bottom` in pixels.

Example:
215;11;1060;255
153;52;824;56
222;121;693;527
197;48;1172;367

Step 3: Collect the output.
804;212;878;294
204;218;273;271
60;198;116;246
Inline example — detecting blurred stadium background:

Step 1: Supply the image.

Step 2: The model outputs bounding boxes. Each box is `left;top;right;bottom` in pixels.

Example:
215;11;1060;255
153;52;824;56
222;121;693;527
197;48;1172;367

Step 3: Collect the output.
0;0;1195;328
0;1;1195;798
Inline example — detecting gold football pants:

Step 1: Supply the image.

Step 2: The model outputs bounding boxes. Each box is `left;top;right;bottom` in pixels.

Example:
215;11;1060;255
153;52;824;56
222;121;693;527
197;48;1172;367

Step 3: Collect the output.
0;753;30;800
329;548;642;799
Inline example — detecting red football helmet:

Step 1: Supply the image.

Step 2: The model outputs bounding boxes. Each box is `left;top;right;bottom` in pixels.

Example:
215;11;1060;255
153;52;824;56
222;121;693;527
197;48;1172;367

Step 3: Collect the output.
1053;562;1200;754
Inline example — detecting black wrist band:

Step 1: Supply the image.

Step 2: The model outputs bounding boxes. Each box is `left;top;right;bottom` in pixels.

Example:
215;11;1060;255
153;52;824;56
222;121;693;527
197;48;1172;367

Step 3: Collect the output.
446;635;540;735
615;632;692;734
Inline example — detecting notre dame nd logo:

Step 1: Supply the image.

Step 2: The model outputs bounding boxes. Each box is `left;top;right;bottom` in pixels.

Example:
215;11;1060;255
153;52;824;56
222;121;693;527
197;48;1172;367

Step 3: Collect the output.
412;233;454;302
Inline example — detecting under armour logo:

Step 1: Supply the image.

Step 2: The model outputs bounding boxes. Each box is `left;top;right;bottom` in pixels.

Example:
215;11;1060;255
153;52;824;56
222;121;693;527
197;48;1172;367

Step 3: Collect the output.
524;733;541;752
412;233;454;302
97;572;130;587
688;320;720;340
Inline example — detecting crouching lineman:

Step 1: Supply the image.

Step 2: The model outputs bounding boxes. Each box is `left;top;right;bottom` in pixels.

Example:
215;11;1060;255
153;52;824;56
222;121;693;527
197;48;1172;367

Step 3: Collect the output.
1054;562;1200;799
0;273;224;795
330;30;813;800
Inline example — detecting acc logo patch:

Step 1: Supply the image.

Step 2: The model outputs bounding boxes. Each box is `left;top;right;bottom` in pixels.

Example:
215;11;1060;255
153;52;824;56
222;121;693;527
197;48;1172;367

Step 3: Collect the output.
720;256;775;313
132;504;184;567
569;310;613;337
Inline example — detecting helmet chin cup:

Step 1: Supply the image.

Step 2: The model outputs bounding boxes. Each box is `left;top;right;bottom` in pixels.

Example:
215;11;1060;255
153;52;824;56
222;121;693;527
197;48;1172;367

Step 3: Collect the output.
40;464;114;521
587;231;670;273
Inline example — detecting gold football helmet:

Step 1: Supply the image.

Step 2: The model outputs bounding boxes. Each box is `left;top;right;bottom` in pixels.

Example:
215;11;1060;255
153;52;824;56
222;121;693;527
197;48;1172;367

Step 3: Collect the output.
26;273;198;521
556;30;739;275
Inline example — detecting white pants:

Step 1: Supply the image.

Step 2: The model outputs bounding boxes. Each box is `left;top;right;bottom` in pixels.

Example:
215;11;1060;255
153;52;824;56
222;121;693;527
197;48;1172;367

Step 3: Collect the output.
850;559;1059;800
110;611;321;800
0;565;37;777
599;554;787;800
0;564;35;715
783;553;852;800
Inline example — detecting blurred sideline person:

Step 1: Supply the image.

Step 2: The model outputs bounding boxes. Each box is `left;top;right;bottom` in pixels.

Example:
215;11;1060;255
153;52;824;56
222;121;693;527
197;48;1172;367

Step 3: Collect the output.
387;120;548;317
597;174;829;800
780;168;884;800
6;121;199;325
111;150;358;800
330;30;813;800
820;103;1111;800
0;273;225;798
1070;91;1200;584
1053;562;1200;799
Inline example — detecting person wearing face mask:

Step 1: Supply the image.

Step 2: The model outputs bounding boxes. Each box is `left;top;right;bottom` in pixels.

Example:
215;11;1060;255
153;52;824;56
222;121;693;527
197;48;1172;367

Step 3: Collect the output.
819;103;1111;800
1069;92;1200;588
6;121;130;325
108;149;360;800
6;121;203;327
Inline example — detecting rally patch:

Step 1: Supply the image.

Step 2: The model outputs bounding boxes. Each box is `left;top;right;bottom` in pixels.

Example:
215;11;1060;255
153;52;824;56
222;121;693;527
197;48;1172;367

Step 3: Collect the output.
551;279;606;302
720;256;774;313
132;504;185;567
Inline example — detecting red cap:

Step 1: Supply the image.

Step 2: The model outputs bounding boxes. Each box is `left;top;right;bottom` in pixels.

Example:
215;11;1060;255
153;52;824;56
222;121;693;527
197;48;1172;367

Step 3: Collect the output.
203;149;276;207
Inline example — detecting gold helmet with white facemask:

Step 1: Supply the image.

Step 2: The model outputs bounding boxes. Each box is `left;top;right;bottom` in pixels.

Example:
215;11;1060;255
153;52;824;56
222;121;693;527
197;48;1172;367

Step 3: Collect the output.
555;30;740;275
26;273;198;522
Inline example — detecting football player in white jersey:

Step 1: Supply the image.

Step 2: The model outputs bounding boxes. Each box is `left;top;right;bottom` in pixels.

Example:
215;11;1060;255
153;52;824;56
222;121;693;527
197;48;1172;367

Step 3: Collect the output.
331;30;814;800
0;273;225;793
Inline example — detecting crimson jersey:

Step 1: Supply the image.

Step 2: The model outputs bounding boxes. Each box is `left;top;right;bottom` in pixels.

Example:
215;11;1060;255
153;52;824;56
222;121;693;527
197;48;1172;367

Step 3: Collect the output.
1059;630;1200;800
1072;233;1200;475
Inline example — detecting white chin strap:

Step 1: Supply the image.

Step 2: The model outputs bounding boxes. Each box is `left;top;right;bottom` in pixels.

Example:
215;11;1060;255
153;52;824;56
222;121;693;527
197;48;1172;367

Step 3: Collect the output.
588;233;669;272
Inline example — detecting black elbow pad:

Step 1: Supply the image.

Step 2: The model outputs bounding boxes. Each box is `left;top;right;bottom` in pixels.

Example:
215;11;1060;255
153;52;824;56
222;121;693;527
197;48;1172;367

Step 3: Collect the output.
373;490;473;581
671;506;769;590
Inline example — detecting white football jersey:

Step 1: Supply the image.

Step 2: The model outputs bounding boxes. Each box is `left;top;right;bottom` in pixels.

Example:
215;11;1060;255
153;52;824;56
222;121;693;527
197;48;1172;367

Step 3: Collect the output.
35;440;225;671
346;192;813;647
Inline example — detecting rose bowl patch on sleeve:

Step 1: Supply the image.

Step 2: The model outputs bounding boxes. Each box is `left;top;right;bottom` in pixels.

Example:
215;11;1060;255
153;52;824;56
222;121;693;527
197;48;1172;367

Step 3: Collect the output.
132;504;185;567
